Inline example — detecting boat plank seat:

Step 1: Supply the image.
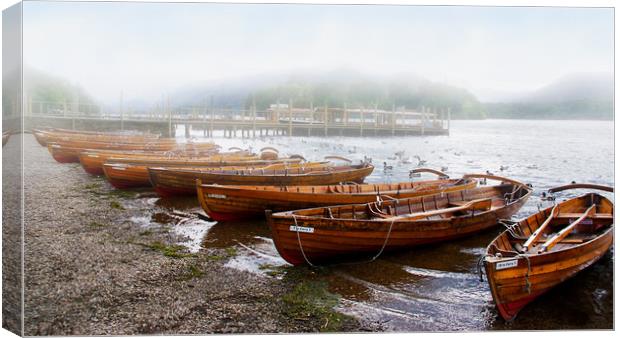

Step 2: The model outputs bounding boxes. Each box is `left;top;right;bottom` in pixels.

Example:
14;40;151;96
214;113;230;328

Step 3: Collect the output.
556;213;613;220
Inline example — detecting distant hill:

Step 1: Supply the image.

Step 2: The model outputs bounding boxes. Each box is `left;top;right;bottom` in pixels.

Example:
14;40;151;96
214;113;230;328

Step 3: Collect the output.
485;73;613;120
25;67;100;114
170;70;487;119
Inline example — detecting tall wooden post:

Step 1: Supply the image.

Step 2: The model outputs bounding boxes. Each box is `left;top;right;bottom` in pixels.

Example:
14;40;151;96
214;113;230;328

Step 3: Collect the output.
374;104;378;127
288;98;293;137
209;96;214;137
167;95;172;137
360;106;364;136
119;91;124;131
343;102;348;126
447;107;451;135
421;106;425;136
391;102;396;136
252;96;256;138
323;103;328;137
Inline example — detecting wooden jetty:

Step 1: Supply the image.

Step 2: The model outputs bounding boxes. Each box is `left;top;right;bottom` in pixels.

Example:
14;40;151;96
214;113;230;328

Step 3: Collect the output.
23;98;451;138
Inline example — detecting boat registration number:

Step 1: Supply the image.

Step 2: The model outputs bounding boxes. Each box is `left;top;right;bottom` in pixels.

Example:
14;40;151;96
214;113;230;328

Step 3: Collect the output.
207;194;227;199
289;225;314;233
496;260;518;270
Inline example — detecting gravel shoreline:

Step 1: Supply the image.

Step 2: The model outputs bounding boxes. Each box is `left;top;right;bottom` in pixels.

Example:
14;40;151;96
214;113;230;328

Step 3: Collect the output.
20;135;367;335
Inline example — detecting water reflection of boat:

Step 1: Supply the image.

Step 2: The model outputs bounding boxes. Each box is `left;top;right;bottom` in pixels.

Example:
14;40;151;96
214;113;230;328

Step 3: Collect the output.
484;183;614;321
267;174;532;266
202;219;271;249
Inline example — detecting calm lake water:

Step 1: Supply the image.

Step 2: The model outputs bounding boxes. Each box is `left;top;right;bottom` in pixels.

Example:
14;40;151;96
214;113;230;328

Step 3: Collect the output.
138;119;613;331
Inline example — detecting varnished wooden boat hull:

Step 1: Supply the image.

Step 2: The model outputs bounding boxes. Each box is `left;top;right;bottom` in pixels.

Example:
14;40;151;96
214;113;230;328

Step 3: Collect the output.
48;141;218;163
103;160;318;189
197;178;477;221
150;164;375;197
32;128;162;147
79;150;255;175
484;193;614;321
103;164;153;188
267;182;531;265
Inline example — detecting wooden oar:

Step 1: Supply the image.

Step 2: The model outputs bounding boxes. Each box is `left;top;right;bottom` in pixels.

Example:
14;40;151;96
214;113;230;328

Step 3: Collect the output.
324;155;352;163
548;183;613;193
462;173;527;188
383;198;492;221
522;204;560;252
409;167;449;179
538;205;596;253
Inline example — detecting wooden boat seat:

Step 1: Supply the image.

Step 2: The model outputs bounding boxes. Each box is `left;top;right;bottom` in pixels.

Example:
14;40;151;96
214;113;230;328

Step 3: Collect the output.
556;213;613;220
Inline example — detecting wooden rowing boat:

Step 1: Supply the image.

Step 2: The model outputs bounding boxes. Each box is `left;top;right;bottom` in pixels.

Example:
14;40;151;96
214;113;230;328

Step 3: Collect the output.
484;183;613;321
47;140;218;163
149;162;375;197
78;149;251;175
103;160;321;189
266;174;532;266
196;169;477;221
33;128;161;146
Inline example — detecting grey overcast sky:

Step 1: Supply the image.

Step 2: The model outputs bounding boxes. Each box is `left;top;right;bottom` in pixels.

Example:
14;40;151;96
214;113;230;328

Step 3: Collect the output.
23;1;614;103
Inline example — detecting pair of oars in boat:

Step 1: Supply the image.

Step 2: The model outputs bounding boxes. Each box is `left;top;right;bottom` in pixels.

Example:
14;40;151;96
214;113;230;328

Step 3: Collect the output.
373;198;493;221
372;173;527;221
521;183;614;254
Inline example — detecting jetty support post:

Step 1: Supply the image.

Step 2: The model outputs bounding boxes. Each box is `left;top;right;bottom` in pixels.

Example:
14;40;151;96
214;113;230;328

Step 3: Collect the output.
360;106;364;136
288;98;293;137
323;103;328;136
447;107;451;135
167;95;172;137
391;102;396;136
252;96;257;138
119;91;124;131
421;106;425;136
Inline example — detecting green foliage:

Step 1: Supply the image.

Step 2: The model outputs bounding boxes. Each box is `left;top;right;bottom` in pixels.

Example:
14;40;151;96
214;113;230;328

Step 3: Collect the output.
109;200;125;210
143;241;193;258
88;222;108;228
246;75;486;119
282;280;350;332
24;67;100;114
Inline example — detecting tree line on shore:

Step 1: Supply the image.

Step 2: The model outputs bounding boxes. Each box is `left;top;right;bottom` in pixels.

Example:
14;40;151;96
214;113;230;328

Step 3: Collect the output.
23;69;612;120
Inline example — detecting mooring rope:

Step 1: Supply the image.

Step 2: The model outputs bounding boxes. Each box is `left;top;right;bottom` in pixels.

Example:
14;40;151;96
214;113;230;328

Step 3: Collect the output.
292;215;316;267
369;218;396;262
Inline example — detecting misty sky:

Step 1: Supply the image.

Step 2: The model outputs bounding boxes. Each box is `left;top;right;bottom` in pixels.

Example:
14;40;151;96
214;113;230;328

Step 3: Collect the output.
23;1;613;103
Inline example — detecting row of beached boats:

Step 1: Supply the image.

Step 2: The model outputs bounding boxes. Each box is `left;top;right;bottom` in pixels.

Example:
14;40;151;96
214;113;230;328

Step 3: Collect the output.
34;127;614;322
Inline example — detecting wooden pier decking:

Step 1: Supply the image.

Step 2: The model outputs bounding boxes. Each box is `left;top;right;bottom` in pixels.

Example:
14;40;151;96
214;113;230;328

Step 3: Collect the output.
23;99;450;138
